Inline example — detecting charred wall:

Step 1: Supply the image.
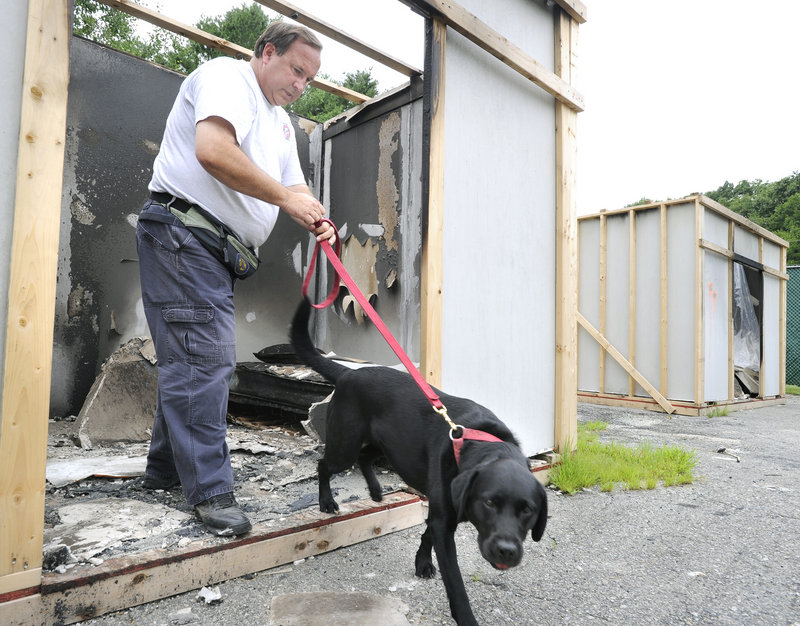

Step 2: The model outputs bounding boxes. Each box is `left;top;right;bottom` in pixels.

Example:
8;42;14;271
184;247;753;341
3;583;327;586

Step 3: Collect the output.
52;37;318;417
51;37;423;417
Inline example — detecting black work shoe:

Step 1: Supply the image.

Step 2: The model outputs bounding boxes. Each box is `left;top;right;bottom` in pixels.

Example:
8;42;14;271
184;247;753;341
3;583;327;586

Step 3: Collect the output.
142;474;180;490
194;493;252;536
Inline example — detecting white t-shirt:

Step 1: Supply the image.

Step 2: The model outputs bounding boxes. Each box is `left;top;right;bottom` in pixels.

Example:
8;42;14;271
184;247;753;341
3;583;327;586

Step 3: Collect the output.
149;57;307;248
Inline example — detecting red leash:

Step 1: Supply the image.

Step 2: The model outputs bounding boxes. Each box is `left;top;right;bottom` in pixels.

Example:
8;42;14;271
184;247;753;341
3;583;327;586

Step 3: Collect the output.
303;220;445;412
302;220;504;464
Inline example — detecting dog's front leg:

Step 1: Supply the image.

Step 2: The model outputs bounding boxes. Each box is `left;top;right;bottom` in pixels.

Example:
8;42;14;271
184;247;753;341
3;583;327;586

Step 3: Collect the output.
414;524;436;578
429;519;479;626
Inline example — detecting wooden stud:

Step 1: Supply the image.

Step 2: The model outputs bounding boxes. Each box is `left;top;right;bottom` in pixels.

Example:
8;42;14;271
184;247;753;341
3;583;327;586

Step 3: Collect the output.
581;195;790;250
553;0;588;24
0;493;426;625
780;245;787;395
694;198;705;405
660;204;668;396
728;221;735;401
420;17;446;387
256;0;422;77
759;236;765;398
702;194;789;247
406;0;584;111
0;0;70;594
578;391;786;417
628;209;637;398
554;9;578;452
598;213;607;394
577;314;675;414
698;239;787;279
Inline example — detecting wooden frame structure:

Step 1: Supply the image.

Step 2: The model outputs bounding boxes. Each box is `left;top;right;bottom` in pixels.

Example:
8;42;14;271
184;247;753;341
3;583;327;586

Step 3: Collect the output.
1;0;585;620
577;195;788;416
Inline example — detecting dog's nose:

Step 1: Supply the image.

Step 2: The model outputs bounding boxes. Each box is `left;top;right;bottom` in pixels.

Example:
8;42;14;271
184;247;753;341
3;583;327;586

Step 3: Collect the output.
493;539;521;566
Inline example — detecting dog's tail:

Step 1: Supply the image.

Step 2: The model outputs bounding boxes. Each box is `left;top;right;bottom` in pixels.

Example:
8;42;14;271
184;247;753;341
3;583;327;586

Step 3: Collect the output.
290;298;349;383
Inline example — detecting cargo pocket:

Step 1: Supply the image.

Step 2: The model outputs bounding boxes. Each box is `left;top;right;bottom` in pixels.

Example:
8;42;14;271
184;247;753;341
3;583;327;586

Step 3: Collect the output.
161;305;220;364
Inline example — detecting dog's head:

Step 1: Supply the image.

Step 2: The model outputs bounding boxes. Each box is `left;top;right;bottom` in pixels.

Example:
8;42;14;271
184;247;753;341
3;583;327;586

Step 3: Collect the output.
451;458;547;570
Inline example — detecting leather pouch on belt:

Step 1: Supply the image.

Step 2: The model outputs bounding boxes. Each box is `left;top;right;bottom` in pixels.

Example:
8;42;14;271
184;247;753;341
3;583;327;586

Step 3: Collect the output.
169;205;259;280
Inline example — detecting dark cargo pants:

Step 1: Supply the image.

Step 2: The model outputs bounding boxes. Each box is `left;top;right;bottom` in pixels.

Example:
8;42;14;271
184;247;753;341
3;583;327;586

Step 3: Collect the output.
136;200;236;506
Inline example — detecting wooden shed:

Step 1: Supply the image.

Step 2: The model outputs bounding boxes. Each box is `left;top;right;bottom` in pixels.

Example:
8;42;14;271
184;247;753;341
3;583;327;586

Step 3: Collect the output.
577;195;788;415
1;0;585;622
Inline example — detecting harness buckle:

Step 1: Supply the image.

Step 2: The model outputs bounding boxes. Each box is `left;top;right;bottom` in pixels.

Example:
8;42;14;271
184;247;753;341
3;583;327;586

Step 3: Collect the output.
433;405;460;433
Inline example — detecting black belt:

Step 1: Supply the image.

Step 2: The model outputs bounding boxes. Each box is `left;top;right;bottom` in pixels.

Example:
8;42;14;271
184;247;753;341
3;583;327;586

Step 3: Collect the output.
149;191;194;213
145;191;260;280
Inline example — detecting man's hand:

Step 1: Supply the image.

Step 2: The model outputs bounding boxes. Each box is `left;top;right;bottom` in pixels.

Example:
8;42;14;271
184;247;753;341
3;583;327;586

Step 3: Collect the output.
284;187;336;243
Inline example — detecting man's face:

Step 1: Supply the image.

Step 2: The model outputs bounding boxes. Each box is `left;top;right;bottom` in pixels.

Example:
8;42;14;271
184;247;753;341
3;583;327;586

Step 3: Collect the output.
258;39;321;106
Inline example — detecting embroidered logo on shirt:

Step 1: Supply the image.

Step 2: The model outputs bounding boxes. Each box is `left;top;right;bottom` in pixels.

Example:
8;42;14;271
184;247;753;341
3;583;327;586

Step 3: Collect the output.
283;123;291;140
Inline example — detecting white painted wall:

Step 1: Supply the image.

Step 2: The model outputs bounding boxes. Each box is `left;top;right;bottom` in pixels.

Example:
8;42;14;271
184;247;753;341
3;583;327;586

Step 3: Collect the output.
440;0;557;455
0;1;29;418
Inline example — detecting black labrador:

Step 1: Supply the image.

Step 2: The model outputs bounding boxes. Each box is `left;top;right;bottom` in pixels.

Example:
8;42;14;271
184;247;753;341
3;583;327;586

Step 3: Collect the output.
290;298;548;626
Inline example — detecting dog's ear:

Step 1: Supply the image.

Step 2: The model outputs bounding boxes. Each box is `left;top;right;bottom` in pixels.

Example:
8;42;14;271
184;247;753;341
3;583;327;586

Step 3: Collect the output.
530;485;548;542
450;468;479;522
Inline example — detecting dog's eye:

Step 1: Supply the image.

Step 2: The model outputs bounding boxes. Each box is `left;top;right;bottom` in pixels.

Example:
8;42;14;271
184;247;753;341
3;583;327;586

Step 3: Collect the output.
484;499;497;509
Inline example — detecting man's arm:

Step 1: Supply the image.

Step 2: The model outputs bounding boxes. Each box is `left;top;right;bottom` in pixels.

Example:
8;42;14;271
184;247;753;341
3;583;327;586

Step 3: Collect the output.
195;116;334;241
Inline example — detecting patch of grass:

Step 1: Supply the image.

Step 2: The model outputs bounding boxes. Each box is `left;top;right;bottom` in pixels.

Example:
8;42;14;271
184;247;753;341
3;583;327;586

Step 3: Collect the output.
549;421;697;494
786;384;800;395
707;406;729;418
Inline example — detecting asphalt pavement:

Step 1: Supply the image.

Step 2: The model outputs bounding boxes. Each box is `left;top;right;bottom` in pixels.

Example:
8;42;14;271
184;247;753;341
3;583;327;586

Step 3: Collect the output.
81;395;800;625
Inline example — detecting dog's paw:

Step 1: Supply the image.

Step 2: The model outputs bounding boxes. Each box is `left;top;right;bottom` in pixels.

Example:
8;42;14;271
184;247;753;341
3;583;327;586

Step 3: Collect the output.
414;561;437;579
369;488;384;502
319;499;340;514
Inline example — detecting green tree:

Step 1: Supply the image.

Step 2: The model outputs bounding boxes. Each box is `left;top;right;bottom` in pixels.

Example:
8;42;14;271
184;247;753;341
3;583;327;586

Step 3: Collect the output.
707;171;800;264
73;0;152;58
178;3;274;74
289;69;379;122
72;0;379;122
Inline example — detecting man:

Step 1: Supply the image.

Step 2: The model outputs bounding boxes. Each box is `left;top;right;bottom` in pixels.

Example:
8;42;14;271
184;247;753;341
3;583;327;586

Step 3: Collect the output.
136;21;335;536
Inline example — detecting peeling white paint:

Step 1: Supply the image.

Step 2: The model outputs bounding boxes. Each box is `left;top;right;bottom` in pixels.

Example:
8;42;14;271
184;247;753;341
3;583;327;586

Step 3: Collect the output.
292;241;303;275
140;138;160;155
360;223;385;237
70;195;96;225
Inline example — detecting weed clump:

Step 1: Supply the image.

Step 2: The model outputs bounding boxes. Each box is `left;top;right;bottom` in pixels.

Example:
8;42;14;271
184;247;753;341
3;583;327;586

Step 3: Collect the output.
549;421;697;494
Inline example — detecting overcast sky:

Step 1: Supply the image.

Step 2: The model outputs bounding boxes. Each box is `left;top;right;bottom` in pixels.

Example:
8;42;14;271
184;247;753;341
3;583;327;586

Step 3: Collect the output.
152;0;800;215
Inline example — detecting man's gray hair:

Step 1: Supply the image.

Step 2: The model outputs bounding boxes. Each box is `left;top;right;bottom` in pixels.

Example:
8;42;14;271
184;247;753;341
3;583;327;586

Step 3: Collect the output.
254;20;323;58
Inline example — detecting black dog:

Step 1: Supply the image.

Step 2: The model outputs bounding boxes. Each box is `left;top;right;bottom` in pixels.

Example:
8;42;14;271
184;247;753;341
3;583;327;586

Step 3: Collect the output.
290;299;547;626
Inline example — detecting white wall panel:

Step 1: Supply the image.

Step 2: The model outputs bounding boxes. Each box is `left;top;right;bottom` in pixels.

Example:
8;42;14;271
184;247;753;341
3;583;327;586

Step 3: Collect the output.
665;202;696;401
578;219;601;392
704;251;730;401
763;274;781;396
440;0;556;454
604;214;631;394
633;209;662;397
734;225;759;260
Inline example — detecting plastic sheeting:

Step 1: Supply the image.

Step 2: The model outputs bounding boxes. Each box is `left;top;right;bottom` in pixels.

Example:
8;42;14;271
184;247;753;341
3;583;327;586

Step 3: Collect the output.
733;263;760;371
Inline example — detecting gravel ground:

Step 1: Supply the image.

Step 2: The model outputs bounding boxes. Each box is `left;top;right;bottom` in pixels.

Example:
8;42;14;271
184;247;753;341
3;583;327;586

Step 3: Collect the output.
76;396;800;625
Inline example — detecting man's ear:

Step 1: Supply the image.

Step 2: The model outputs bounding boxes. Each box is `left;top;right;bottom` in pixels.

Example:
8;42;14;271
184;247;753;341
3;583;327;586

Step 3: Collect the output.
450;468;479;522
530;484;548;542
262;42;277;62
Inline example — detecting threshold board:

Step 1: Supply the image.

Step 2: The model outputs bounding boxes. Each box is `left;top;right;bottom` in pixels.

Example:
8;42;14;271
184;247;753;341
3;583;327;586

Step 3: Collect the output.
0;491;426;626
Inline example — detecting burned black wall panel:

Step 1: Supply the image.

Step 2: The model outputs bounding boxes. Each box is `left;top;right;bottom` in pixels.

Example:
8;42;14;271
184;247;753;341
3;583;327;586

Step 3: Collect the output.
53;38;182;417
319;90;423;364
53;38;317;417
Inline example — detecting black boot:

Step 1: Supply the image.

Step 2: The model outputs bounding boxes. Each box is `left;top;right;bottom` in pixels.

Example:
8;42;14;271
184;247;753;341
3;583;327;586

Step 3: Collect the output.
194;492;252;536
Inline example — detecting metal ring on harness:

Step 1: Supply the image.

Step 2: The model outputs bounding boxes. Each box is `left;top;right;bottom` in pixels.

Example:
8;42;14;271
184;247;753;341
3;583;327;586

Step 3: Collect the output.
448;425;465;441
